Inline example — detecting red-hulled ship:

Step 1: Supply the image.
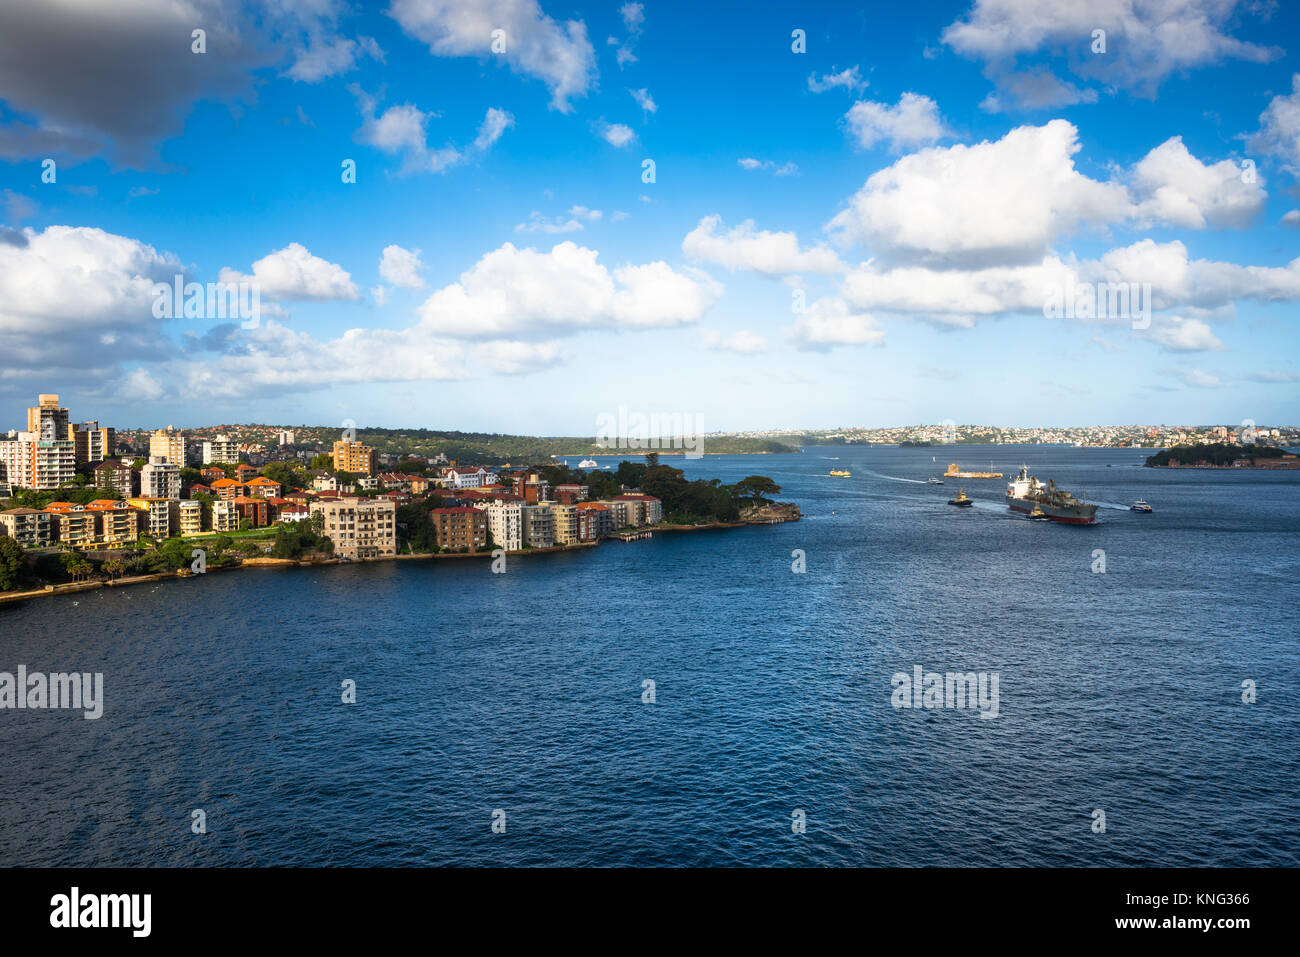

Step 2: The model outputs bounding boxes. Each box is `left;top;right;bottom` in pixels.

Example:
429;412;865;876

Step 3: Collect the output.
1005;465;1097;524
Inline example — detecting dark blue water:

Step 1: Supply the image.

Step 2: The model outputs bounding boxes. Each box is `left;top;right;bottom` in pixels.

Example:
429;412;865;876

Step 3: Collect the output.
2;446;1297;866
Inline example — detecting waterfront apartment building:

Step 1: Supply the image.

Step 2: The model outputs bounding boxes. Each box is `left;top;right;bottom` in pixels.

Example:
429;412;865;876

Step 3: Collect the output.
554;483;588;505
0;431;76;491
332;441;378;477
202;434;240;464
549;503;580;545
478;501;523;552
86;500;140;547
522;504;555;548
429;506;488;552
614;494;664;526
310;498;397;559
575;502;612;541
128;497;173;538
232;496;270;528
149;427;187;466
69;421;115;466
211;500;239;533
0;507;52;547
173;500;203;536
140;457;181;500
45;502;94;549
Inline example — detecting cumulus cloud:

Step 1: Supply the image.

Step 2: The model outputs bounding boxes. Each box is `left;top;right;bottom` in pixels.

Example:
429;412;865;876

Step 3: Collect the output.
1142;316;1225;352
516;205;602;234
683;215;842;276
808;66;868;93
389;0;597;111
827;120;1129;266
598;121;636;147
611;2;644;68
942;0;1280;104
379;245;425;288
351;86;512;174
471;339;568;374
1249;74;1300;173
1171;368;1222;388
0;225;182;372
1130;136;1265;228
220;242;360;301
828;121;1257;267
416;241;721;338
845;93;951;151
1283;210;1300;228
790;298;885;351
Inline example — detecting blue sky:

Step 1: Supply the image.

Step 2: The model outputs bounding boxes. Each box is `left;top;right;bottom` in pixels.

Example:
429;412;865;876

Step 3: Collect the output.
1;0;1298;433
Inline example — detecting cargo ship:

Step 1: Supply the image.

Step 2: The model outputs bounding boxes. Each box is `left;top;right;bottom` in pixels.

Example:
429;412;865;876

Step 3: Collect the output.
1005;465;1096;524
944;462;1003;479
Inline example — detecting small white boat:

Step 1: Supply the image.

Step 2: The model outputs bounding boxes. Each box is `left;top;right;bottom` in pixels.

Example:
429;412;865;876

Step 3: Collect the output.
578;458;598;468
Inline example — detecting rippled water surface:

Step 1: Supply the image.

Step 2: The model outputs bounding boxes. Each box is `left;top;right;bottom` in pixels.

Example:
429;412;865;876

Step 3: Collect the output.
2;446;1297;866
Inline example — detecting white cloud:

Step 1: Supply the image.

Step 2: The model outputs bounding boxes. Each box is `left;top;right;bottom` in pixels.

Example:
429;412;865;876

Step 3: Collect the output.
220;242;359;301
612;1;644;68
790;297;885;351
379;245;425;288
472;339;568;373
0;225;181;371
1283;210;1300;229
416;241;721;338
683;215;842;276
808;66;868;93
388;0;597;111
737;157;798;175
1250;74;1300;173
827;120;1129;266
599;121;636;147
516;211;586;234
287;35;383;83
943;0;1280;101
1143;316;1225;352
1130;136;1265;228
701;329;768;354
845;93;950;151
352;86;512;174
630;87;657;112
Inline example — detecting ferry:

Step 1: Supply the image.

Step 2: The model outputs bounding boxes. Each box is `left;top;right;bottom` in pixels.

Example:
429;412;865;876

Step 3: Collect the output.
1130;500;1153;513
829;469;851;477
578;458;598;468
948;488;974;507
944;462;1003;479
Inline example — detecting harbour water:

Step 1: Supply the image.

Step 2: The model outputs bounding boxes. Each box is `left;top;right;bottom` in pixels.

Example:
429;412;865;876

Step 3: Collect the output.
2;445;1297;866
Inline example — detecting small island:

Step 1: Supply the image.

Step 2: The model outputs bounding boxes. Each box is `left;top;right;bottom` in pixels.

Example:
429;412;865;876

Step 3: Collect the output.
1144;444;1300;469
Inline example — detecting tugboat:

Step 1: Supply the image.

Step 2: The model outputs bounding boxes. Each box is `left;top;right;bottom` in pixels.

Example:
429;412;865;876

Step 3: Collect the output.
829;469;851;477
948;488;974;507
1130;499;1153;513
926;477;943;485
1028;505;1050;521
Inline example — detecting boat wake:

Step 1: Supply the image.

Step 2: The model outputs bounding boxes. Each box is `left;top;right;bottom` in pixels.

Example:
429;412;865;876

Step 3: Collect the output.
862;470;927;484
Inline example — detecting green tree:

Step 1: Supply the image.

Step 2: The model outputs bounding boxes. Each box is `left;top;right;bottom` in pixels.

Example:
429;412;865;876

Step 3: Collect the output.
0;537;26;591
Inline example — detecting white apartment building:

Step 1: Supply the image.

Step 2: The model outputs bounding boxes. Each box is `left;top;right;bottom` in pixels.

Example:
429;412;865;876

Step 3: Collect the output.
173;499;203;536
309;498;397;559
477;501;523;552
140;456;181;499
211;499;239;533
445;467;498;489
202;434;240;464
0;431;76;490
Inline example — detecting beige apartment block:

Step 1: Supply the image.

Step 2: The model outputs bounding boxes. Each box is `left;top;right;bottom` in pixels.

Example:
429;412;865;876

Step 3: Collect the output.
310;497;396;559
